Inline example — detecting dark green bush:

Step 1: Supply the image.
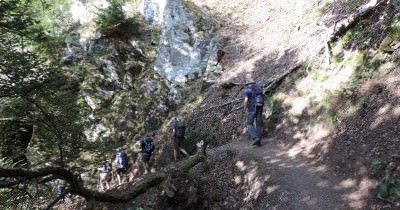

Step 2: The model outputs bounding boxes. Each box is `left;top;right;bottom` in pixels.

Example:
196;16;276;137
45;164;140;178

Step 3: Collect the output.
95;0;125;34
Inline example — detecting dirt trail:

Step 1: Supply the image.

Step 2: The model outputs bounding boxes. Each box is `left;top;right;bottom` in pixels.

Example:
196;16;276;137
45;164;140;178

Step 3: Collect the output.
207;138;357;209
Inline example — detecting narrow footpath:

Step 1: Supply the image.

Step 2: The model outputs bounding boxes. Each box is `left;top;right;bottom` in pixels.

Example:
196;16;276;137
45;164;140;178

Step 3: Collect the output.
207;137;374;209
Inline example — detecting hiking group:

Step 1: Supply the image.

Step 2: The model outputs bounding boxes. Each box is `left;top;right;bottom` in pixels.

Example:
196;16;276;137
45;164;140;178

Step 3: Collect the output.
92;81;264;192
94;115;190;191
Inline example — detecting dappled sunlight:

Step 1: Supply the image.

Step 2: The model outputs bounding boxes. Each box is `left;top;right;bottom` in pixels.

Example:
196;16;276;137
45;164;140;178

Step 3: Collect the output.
234;175;242;185
341;178;377;209
287;97;309;117
266;185;280;194
242;165;270;202
302;195;318;206
286;123;333;158
334;178;357;190
243;177;262;201
316;180;330;188
235;160;247;171
370;104;391;129
393;106;400;118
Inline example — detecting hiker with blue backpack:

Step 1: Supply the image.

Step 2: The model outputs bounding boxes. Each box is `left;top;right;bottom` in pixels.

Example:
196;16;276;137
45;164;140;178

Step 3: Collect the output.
171;116;189;161
243;82;265;146
54;179;66;201
115;148;129;185
138;132;155;175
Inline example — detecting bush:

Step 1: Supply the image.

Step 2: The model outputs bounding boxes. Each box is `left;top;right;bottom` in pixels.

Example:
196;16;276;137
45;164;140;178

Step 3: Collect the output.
95;0;125;34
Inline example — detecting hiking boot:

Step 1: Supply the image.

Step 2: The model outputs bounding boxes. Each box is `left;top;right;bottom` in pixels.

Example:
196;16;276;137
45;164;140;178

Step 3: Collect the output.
255;141;262;146
252;138;260;145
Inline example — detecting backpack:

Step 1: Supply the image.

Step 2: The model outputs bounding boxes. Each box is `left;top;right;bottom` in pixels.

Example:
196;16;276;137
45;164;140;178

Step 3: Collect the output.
174;121;186;138
142;137;155;154
116;152;128;169
252;86;265;109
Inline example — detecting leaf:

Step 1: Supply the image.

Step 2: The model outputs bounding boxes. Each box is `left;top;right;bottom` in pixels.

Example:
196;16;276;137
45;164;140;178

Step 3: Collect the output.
378;183;389;198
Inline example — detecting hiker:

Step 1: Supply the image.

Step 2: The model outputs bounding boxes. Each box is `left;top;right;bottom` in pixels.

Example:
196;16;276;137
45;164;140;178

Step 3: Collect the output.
54;179;66;202
115;148;129;185
171;116;189;161
243;83;264;146
138;133;155;175
97;160;112;191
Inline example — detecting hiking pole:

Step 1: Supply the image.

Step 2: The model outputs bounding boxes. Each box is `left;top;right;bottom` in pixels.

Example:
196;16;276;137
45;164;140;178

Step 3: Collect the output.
97;172;100;191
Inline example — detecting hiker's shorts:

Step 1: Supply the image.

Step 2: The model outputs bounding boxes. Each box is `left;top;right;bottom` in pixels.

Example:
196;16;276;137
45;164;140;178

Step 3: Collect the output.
173;136;184;151
142;152;151;163
116;167;126;174
100;172;111;181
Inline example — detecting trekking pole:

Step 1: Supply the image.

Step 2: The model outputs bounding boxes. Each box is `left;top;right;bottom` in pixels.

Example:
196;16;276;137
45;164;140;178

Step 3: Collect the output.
97;172;100;191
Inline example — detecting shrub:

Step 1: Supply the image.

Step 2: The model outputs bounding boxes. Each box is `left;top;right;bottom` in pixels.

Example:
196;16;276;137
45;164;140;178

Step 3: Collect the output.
95;0;125;34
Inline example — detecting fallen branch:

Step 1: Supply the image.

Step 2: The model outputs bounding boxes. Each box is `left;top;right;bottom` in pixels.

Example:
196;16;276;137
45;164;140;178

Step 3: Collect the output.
220;81;255;89
326;0;385;43
0;151;207;205
262;63;303;94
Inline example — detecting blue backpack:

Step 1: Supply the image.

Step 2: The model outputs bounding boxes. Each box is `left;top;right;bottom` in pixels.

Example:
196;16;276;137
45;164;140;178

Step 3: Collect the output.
251;86;265;108
116;152;128;169
142;137;155;154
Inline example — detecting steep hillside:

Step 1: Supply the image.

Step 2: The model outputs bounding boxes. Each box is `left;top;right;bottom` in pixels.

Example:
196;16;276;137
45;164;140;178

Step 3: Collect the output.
3;0;399;209
177;0;400;209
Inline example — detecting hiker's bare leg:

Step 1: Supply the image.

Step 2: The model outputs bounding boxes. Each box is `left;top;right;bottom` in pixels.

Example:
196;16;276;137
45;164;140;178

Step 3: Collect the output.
179;148;189;157
174;149;179;161
117;174;121;185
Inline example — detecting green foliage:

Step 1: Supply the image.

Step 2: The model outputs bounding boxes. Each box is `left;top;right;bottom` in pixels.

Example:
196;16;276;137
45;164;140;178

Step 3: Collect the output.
378;179;400;199
342;29;354;45
150;28;161;43
95;0;126;34
370;159;387;174
0;0;86;168
388;25;400;40
324;110;337;124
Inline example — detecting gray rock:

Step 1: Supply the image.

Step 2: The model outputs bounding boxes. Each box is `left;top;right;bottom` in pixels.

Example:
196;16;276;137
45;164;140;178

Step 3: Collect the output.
141;0;220;87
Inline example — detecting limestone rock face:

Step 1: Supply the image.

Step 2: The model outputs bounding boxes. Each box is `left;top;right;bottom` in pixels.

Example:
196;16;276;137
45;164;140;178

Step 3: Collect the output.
141;0;222;86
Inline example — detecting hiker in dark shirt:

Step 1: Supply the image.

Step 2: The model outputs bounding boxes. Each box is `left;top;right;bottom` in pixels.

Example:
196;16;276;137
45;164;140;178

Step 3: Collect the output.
171;116;189;161
138;133;155;175
243;83;265;146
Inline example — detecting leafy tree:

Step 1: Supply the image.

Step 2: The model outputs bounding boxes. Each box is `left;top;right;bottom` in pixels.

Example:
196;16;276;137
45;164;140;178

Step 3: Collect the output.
0;0;86;208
